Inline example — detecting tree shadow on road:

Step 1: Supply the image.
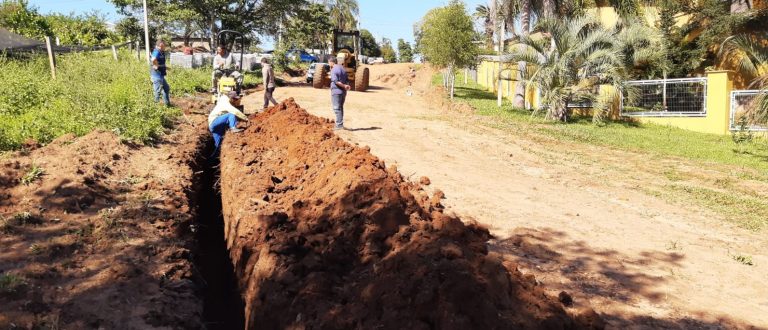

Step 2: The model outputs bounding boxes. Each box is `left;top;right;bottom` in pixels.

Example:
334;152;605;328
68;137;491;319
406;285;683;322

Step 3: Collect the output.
489;227;757;329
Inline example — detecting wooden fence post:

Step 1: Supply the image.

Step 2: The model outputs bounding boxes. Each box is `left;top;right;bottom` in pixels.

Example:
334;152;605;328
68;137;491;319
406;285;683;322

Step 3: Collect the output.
136;40;141;60
112;45;118;61
45;36;56;79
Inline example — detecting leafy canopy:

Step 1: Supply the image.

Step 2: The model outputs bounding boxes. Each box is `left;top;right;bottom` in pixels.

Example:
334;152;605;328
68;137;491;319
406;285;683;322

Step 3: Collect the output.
418;0;477;69
397;38;413;63
284;3;332;50
380;38;397;63
360;29;380;57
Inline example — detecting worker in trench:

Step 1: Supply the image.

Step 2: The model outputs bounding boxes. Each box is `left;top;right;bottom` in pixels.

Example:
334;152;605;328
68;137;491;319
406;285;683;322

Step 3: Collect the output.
209;91;248;157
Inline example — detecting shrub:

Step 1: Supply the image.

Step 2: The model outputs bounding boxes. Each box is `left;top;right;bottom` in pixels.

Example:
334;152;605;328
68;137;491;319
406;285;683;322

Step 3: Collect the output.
0;51;210;150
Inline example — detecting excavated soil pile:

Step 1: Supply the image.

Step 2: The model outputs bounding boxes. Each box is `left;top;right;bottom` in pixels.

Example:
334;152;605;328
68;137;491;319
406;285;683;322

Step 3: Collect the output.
219;99;604;329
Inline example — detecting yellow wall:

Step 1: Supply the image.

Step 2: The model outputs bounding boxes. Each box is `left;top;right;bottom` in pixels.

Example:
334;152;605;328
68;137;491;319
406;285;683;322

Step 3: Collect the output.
586;5;690;28
639;71;734;135
476;57;529;106
477;58;737;135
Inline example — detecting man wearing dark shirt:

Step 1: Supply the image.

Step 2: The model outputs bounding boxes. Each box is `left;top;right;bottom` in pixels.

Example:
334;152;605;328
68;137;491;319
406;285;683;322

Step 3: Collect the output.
150;40;170;106
329;56;351;130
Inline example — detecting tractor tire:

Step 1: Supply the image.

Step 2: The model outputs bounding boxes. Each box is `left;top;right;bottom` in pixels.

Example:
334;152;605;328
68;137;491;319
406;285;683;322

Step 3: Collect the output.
313;65;327;89
354;66;368;92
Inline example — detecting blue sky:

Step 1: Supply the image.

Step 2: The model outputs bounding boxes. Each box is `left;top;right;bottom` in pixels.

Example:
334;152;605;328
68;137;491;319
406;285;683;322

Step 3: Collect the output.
29;0;488;49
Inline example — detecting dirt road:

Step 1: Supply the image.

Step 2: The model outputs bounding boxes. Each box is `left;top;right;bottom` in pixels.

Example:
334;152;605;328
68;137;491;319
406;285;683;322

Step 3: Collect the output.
243;63;768;329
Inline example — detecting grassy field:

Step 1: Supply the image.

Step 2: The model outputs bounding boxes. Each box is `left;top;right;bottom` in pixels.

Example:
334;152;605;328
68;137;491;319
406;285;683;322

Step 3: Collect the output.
435;72;768;231
0;51;216;151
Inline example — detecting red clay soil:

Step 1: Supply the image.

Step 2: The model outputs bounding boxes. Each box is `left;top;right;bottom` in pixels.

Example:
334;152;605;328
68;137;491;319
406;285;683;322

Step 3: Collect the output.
0;111;210;328
219;99;605;329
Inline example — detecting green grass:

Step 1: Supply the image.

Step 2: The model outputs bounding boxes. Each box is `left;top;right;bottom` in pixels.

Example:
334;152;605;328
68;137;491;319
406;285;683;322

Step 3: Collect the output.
0;50;211;151
20;165;44;185
662;184;768;230
0;274;25;293
437;72;768;173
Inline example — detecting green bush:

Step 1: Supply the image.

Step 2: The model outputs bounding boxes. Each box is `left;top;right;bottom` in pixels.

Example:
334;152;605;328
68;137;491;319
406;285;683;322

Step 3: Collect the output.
0;51;209;151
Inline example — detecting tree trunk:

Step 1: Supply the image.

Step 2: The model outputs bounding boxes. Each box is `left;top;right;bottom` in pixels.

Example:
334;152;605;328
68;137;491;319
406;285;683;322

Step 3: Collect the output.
449;64;455;99
514;0;531;109
451;72;456;100
542;0;556;19
520;0;531;33
209;18;217;51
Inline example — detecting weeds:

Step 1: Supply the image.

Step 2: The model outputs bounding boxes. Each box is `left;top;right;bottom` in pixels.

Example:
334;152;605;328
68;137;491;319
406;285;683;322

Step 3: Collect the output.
28;243;43;255
730;252;755;266
665;240;682;251
0;52;210;151
661;184;768;231
0;273;25;293
0;216;12;233
118;175;143;186
20;165;44;185
663;169;684;182
0;212;43;233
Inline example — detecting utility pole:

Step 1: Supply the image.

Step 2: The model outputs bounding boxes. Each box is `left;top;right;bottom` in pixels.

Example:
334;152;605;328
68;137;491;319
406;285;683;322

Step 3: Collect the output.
142;0;151;65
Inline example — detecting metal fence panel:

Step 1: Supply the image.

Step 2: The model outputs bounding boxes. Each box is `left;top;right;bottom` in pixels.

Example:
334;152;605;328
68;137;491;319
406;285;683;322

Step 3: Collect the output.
730;90;768;131
621;78;707;117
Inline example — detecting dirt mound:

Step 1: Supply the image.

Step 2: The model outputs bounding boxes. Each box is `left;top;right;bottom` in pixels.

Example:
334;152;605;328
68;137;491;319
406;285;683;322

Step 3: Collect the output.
0;118;210;328
219;99;604;329
373;66;418;89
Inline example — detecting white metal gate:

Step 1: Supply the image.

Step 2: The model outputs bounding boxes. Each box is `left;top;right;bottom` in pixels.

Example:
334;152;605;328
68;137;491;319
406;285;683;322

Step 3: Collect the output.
621;77;707;116
730;90;768;131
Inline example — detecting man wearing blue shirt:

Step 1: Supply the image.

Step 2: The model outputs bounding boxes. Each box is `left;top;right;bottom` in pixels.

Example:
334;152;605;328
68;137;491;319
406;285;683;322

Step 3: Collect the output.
328;56;351;130
150;40;171;106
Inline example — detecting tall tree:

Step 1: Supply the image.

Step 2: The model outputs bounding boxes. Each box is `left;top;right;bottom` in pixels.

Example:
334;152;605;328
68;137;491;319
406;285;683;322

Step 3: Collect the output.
419;0;477;99
0;0;51;40
323;0;358;31
110;0;306;46
380;37;397;63
359;29;381;57
474;3;495;49
284;3;332;50
46;12;122;46
397;38;413;62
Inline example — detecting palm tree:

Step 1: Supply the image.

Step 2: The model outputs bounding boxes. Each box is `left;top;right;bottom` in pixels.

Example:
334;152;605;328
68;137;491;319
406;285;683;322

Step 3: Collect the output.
613;19;667;79
507;16;627;121
474;4;495;49
719;34;768;125
323;0;359;31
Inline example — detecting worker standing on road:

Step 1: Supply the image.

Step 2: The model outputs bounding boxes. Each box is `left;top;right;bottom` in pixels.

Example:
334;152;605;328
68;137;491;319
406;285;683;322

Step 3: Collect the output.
328;56;351;130
262;57;278;110
209;91;248;156
212;46;243;93
150;40;171;106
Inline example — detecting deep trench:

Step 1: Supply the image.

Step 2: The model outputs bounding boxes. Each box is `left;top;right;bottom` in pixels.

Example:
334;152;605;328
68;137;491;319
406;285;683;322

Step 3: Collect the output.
193;140;245;329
